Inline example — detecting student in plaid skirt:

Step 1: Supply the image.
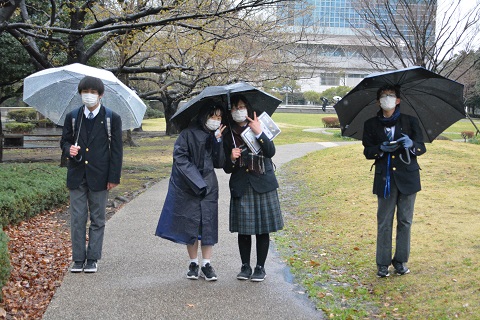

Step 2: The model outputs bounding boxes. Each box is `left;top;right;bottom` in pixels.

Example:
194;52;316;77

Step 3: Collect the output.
223;94;284;282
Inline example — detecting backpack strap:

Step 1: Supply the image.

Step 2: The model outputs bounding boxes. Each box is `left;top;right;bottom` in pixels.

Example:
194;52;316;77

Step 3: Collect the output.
104;107;112;145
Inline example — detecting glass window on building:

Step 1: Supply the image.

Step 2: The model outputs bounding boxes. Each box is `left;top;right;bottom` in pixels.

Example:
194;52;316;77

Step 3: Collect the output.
320;73;340;86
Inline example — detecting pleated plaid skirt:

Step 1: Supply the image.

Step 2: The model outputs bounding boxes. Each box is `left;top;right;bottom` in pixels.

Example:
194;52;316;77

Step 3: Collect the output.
229;185;284;235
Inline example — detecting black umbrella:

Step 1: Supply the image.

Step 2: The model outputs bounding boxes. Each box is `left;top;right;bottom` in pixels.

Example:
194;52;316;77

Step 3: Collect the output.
171;82;282;130
333;66;465;142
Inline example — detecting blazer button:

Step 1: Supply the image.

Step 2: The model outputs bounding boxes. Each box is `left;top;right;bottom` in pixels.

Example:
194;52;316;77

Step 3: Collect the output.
86;148;89;152
391;155;395;159
246;169;249;172
85;161;89;164
392;167;396;171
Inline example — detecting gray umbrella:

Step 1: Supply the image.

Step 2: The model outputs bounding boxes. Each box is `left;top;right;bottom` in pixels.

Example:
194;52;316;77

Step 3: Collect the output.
333;66;465;142
171;82;282;130
23;63;146;131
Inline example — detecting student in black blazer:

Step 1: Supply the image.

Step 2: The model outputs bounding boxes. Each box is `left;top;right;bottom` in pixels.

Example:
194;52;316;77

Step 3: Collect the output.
223;94;283;282
363;84;426;278
60;76;123;273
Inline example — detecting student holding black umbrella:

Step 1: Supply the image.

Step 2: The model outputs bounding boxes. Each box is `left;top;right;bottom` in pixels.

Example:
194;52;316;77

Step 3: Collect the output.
362;84;427;278
223;94;284;282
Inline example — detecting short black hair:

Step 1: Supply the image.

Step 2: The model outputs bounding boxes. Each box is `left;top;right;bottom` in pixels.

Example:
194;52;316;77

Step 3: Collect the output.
198;104;224;130
78;76;105;95
376;84;400;100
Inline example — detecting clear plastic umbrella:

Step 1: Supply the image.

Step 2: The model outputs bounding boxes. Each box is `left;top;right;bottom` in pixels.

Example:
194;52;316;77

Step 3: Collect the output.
23;63;146;131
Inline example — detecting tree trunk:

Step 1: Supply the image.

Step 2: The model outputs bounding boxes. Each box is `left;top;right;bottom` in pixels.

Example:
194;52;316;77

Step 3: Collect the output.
123;130;138;147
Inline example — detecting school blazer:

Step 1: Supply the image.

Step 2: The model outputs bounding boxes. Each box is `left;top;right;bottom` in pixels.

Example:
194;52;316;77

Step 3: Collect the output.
223;131;279;198
60;106;123;191
362;113;426;196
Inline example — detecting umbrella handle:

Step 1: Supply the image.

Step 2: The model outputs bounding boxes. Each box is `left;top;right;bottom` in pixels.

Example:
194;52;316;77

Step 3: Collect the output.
399;148;411;165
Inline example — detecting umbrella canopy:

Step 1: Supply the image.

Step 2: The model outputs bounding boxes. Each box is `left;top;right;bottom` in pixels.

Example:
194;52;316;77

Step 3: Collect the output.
333;66;465;142
171;82;282;130
23;63;146;131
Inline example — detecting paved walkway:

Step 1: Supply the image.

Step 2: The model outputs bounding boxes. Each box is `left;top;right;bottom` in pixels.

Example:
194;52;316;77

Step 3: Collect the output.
43;142;353;320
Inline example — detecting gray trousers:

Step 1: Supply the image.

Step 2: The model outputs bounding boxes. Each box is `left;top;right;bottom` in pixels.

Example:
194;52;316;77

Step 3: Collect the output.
376;182;416;266
69;180;108;262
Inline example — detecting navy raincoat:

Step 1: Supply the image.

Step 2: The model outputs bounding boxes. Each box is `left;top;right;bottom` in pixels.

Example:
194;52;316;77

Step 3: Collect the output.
155;124;225;245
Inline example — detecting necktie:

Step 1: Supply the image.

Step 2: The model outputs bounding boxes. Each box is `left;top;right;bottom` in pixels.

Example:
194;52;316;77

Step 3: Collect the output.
88;112;94;120
385;127;393;141
384;126;393;198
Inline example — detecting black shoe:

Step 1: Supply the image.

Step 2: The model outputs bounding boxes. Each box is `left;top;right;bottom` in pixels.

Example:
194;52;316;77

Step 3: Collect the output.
201;263;217;281
392;260;410;275
377;265;390;278
70;261;84;273
187;262;199;280
236;264;252;280
251;265;266;282
84;259;97;273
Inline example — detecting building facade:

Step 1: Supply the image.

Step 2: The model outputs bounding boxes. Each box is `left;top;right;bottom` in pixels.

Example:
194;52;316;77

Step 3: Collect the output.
279;0;435;93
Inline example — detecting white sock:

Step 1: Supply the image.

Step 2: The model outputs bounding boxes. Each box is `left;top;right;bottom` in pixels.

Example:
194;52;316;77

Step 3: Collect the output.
202;259;210;267
190;258;198;265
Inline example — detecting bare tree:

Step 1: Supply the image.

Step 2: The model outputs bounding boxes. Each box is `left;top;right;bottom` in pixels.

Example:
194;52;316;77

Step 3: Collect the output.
352;0;480;77
0;0;308;136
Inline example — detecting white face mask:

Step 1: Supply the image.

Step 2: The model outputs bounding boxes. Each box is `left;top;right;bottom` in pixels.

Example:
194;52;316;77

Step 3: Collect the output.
379;96;397;111
205;119;221;131
81;93;99;108
232;109;248;123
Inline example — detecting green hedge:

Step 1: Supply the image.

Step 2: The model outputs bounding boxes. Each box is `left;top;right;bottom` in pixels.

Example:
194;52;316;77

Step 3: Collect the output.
0;163;68;226
0;163;68;293
7;109;37;122
0;229;10;301
5;122;36;133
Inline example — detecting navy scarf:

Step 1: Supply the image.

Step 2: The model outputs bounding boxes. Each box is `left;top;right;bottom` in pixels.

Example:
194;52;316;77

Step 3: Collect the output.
377;106;401;127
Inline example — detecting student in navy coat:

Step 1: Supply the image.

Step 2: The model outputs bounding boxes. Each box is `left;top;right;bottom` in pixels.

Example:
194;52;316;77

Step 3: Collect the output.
156;105;226;281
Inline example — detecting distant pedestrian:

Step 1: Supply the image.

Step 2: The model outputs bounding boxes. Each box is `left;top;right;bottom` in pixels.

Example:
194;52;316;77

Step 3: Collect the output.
321;97;328;112
223;94;283;282
60;76;123;273
362;84;426;278
155;105;226;281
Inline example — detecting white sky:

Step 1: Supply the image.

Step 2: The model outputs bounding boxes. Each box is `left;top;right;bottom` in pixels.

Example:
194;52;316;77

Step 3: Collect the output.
437;0;480;53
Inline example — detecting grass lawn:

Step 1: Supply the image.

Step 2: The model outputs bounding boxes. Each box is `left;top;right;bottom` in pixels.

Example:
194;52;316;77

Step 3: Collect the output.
270;115;480;318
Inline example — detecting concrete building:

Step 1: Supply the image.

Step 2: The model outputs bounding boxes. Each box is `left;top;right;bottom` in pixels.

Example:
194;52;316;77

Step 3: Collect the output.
279;0;435;93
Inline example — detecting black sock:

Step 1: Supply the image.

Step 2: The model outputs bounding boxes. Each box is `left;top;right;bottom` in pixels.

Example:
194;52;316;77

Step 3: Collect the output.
238;234;251;265
255;233;270;267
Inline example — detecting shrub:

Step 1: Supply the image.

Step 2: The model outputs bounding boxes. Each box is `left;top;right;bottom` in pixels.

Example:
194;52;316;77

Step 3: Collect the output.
7;109;37;122
0;164;68;226
322;117;340;128
5;122;36;133
0;229;11;301
144;108;165;119
461;131;474;142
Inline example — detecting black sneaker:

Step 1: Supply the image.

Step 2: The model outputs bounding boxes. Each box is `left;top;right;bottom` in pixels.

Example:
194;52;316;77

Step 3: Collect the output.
392;260;410;275
237;263;252;280
251;265;266;282
70;261;84;273
84;259;97;273
377;265;390;278
201;263;217;281
187;262;199;280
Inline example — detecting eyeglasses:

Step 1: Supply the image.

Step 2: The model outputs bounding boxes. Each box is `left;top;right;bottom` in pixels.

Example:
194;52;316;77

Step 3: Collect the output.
232;104;246;111
380;94;397;99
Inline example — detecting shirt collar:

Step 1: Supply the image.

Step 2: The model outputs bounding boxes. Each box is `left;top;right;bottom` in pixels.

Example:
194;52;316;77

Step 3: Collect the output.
84;104;101;118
